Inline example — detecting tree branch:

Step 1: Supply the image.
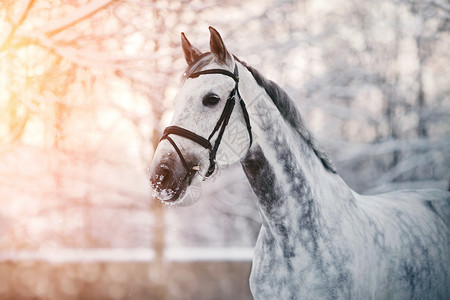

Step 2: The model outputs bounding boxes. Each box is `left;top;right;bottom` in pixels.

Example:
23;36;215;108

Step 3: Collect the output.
0;0;34;51
38;0;115;36
431;0;450;15
334;137;450;162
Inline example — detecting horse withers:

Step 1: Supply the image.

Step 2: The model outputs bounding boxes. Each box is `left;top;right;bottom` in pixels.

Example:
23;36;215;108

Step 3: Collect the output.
149;27;450;299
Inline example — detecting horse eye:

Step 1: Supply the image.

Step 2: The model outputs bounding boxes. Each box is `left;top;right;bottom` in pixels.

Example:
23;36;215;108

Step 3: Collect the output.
202;93;220;106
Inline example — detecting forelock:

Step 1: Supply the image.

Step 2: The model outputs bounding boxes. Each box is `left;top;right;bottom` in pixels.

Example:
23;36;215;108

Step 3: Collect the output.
181;52;214;82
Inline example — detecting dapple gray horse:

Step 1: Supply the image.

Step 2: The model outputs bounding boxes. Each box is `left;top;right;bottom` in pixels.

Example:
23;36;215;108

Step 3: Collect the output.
149;27;449;299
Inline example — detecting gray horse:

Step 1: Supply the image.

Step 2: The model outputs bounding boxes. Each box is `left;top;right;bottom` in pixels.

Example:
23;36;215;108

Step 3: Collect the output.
149;27;450;299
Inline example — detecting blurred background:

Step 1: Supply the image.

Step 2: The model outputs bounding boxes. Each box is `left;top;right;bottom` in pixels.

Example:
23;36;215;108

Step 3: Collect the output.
0;0;448;299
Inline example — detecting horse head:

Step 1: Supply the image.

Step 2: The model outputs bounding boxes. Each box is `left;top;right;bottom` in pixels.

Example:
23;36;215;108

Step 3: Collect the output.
149;27;252;205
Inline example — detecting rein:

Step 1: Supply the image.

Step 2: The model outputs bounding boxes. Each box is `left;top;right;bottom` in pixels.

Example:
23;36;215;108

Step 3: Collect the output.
159;64;252;180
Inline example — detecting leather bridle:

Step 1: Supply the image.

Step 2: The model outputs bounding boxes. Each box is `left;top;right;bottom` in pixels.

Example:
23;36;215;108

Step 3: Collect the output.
159;64;252;181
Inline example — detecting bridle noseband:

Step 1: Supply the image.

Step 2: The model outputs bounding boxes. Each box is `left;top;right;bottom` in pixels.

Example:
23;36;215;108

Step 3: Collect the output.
159;64;252;181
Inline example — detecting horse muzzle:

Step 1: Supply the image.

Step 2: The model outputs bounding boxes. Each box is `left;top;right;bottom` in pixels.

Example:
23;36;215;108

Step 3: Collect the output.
149;142;202;204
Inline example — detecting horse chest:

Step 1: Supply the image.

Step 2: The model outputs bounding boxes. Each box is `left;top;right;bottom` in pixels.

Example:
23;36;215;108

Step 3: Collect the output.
249;225;353;300
249;226;301;299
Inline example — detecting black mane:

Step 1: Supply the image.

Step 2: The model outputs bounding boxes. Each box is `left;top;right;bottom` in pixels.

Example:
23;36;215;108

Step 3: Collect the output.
182;54;336;173
237;58;336;173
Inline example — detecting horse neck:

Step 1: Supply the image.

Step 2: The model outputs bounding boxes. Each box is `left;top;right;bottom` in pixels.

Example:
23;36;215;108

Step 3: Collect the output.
237;64;355;233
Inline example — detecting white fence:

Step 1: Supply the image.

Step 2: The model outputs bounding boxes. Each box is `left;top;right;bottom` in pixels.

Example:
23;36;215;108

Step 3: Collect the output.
0;247;253;263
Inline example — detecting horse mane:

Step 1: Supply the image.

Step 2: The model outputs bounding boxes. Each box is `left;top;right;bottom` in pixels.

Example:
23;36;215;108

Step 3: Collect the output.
237;58;337;173
182;53;337;173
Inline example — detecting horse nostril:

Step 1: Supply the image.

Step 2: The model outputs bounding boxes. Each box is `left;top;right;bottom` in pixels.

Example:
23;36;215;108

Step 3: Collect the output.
151;165;173;190
159;167;171;185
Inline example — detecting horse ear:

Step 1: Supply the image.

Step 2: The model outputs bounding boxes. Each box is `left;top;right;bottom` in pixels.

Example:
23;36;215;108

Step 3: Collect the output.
209;26;232;66
181;32;202;65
